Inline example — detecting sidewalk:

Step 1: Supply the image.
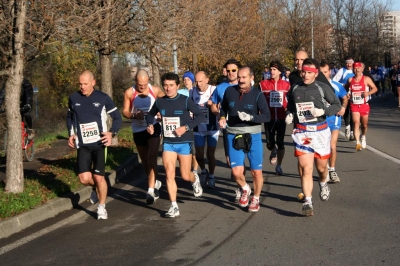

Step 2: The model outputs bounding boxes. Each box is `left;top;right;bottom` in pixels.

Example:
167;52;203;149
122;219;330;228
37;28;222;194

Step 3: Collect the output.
0;138;140;239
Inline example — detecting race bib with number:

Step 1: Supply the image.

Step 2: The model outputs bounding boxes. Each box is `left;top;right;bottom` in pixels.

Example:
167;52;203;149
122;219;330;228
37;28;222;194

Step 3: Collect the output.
296;102;317;123
163;117;180;138
199;107;209;124
79;122;100;144
269;91;284;108
352;92;364;104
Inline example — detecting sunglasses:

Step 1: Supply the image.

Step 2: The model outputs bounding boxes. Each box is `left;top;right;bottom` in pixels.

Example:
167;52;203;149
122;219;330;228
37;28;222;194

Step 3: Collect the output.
226;69;238;73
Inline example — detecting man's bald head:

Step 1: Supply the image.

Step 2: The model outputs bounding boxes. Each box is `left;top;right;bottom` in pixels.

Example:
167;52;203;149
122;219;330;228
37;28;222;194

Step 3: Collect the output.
195;71;209;91
295;50;308;71
80;70;95;80
135;69;150;92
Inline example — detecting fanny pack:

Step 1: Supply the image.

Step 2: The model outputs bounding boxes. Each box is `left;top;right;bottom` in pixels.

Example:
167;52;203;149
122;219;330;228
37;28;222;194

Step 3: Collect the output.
233;133;252;153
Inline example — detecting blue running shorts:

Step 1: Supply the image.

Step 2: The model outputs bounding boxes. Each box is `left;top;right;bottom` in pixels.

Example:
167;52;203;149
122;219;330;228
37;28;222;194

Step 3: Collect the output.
227;132;263;170
194;131;219;147
163;142;192;155
326;115;341;131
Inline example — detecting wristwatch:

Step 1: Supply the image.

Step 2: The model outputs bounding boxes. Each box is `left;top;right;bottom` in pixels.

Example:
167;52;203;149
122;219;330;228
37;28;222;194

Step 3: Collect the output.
185;125;190;131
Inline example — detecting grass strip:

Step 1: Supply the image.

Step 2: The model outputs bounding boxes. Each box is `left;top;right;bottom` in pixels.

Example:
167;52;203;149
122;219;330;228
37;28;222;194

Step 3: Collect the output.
0;127;135;220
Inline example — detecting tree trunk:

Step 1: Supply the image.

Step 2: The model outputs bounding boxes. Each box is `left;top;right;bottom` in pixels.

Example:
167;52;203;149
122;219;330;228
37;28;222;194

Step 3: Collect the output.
100;52;113;98
5;0;28;193
150;46;160;87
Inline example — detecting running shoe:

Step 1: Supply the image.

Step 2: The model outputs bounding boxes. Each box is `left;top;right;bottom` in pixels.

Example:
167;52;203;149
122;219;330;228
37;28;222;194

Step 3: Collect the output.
356;141;362;151
345;125;350;139
97;207;108;220
328;170;340;183
165;205;180;218
302;202;314;216
275;165;283;176
248;197;260;212
361;136;367;149
199;169;209;187
234;188;241;203
269;149;277;165
349;131;355;141
192;176;203;197
27;129;35;140
239;186;252;207
89;190;98;204
207;178;215;188
319;184;330;201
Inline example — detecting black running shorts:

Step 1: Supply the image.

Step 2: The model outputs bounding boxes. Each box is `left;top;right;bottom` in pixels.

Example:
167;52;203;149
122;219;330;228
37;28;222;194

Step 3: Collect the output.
77;145;106;176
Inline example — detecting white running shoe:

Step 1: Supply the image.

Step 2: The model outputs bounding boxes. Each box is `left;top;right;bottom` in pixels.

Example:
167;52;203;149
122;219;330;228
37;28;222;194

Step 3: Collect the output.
90;190;98;204
361;136;366;149
192;175;203;197
234;188;241;203
328;170;340;183
302;202;314;216
97;207;108;220
165;205;180;218
319;184;330;201
345;125;350;139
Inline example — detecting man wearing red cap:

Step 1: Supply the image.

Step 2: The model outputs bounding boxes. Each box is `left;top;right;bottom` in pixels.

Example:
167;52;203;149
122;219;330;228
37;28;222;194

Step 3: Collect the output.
345;62;378;151
286;58;341;217
260;60;290;175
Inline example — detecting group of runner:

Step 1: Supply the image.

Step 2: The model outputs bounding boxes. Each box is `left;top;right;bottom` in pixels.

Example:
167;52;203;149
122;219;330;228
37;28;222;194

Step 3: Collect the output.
67;51;382;219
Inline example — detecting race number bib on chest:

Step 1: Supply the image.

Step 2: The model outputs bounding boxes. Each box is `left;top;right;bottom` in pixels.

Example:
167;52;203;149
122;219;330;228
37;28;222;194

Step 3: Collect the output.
269;91;283;107
352;92;364;104
296;102;317;123
163;117;180;138
79;122;100;144
199;106;209;124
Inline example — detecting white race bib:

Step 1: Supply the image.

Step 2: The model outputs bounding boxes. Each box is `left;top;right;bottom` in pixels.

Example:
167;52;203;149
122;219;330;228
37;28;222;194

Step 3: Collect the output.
79;122;101;144
296;102;317;123
163;117;180;138
269;91;283;108
352;92;364;104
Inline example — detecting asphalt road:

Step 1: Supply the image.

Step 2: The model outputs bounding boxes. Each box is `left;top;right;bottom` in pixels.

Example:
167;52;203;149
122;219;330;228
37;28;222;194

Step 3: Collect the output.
0;92;399;265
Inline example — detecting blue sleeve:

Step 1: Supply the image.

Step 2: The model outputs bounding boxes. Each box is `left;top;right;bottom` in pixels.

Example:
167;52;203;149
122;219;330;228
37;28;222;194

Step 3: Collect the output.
212;87;219;104
338;84;348;99
105;95;122;133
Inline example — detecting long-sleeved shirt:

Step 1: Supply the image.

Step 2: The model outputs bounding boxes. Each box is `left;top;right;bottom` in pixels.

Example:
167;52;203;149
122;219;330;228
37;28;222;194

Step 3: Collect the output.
146;94;204;143
220;85;271;134
66;90;122;148
287;81;341;125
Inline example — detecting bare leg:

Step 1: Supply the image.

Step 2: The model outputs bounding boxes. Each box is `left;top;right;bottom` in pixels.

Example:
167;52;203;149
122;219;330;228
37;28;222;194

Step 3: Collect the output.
163;151;178;202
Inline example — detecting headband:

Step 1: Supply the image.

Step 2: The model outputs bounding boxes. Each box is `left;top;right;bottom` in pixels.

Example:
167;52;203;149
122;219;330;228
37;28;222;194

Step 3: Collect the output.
302;66;318;73
346;59;354;64
353;62;362;68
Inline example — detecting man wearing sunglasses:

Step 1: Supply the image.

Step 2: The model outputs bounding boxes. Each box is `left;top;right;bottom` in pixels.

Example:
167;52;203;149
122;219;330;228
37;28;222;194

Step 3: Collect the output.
219;66;270;212
211;59;242;200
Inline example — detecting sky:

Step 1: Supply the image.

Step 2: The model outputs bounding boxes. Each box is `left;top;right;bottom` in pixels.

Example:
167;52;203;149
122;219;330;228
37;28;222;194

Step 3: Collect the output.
390;1;400;11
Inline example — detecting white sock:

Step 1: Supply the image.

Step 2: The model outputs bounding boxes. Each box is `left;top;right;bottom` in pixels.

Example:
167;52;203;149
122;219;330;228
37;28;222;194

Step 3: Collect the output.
98;204;106;209
320;181;327;187
253;196;260;201
148;188;154;193
171;201;178;208
242;184;249;190
305;197;312;203
329;167;335;171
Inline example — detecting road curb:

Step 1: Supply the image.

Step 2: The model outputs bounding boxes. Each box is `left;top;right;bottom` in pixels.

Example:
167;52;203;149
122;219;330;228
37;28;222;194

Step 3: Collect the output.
0;153;140;240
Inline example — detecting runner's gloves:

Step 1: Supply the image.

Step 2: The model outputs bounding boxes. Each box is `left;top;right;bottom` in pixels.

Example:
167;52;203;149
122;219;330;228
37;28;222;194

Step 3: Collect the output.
237;111;253;121
285;113;293;124
310;108;325;117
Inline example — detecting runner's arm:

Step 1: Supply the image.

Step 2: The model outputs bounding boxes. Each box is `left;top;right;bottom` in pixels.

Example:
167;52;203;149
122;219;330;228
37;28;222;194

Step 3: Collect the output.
105;96;122;133
252;92;271;123
146;101;159;126
332;68;343;82
186;97;204;129
122;88;134;119
323;85;341;116
364;76;378;96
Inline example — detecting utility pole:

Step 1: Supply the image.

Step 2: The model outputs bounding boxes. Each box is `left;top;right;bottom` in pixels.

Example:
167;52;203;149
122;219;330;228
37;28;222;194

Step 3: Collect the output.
173;42;178;74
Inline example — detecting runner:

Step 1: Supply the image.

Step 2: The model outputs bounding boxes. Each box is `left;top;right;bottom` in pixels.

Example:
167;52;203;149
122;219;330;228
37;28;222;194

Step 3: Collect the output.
122;69;165;204
286;58;341;216
345;62;378;151
320;61;348;182
259;60;290;175
333;56;355;140
146;72;204;218
192;71;219;188
219;66;271;212
178;71;200;179
67;70;122;220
